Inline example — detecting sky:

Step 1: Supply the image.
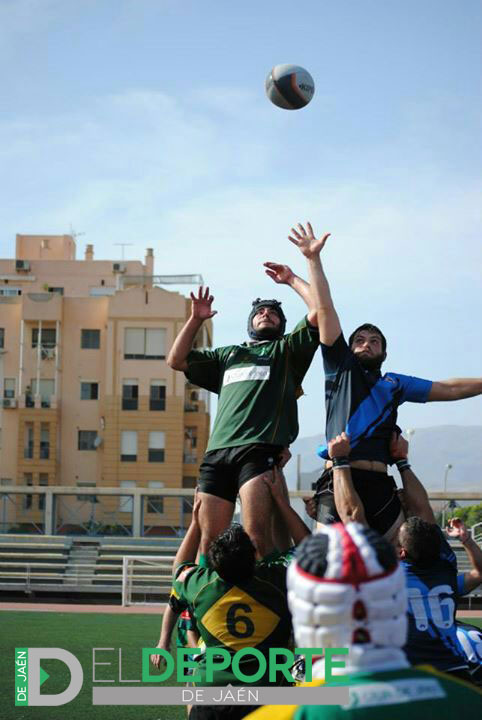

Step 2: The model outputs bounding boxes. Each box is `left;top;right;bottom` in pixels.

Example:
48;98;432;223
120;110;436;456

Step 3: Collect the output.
1;0;481;438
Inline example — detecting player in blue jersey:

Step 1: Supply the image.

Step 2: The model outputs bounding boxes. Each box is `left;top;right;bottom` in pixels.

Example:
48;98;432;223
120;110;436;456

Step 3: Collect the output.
283;221;482;539
456;621;482;686
398;514;482;680
318;432;482;683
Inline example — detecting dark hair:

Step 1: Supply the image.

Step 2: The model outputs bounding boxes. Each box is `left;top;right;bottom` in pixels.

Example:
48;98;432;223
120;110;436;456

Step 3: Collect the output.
349;324;387;353
208;523;256;583
399;517;441;567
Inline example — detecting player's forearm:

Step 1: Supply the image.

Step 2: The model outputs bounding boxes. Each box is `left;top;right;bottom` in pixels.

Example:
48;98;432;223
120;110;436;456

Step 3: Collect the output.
287;273;315;311
271;495;310;544
332;467;367;526
462;536;482;587
398;465;435;523
159;603;180;647
174;520;202;566
307;255;341;345
167;316;204;371
429;378;482;402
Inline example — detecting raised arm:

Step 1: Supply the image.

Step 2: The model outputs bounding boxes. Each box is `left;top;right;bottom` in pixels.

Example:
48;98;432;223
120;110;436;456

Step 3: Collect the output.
329;433;367;526
167;286;217;372
264;467;311;547
173;492;202;568
150;494;202;668
428;378;482;402
446;518;482;594
263;262;317;326
288;223;342;346
390;433;435;523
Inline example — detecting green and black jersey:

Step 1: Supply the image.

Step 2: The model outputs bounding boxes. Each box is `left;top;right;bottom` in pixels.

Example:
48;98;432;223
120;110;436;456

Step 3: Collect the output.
169;551;294;685
185;316;319;452
246;666;482;718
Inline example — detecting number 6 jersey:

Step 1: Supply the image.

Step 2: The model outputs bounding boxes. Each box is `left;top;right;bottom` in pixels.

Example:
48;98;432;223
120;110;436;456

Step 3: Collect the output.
169;551;294;685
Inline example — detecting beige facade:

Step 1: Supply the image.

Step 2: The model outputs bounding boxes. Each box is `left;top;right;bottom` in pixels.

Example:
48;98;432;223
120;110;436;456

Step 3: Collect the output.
0;234;211;533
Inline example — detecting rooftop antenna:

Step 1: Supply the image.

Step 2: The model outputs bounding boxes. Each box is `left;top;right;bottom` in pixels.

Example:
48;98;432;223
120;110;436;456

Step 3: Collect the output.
69;223;85;241
114;243;133;260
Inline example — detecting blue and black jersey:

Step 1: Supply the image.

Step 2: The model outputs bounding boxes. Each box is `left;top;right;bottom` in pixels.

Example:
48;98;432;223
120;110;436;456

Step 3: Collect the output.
456;621;482;685
319;334;432;462
403;527;469;673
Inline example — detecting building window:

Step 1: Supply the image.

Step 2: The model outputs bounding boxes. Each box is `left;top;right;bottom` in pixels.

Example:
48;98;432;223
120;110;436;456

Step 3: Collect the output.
119;481;135;512
148;431;165;462
147;482;164;513
48;287;64;295
122;379;138;410
24;423;34;459
78;430;98;451
23;473;33;509
40;423;50;459
121;431;137;462
31;378;55;408
80;382;99;400
182;498;193;514
0;328;4;348
182;477;197;489
3;378;15;399
150;381;166;411
76;481;97;502
81;329;100;349
38;474;48;510
0;287;21;296
124;328;166;360
183;427;197;464
32;327;56;348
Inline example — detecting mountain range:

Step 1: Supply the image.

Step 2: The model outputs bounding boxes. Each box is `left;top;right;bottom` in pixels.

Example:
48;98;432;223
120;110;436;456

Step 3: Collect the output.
284;425;482;494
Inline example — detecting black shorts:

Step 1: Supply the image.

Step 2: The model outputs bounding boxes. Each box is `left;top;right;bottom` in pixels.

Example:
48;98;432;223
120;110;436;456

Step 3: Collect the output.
314;467;403;538
198;444;284;504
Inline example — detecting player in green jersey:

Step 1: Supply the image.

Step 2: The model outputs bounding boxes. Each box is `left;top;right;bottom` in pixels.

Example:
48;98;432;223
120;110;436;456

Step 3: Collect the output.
167;283;319;559
151;474;311;718
245;523;482;720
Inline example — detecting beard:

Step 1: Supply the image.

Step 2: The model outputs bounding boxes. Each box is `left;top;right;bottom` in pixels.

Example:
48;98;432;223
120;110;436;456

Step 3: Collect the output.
253;326;281;341
357;352;385;371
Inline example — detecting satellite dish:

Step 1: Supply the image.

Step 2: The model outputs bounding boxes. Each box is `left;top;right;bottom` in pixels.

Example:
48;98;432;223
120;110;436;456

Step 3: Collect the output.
93;435;103;448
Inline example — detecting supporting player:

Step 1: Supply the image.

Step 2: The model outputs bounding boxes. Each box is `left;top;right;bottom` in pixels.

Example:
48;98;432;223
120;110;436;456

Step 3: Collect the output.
285;221;482;540
151;480;310;720
313;432;482;683
246;524;482;719
399;515;482;680
167;286;319;558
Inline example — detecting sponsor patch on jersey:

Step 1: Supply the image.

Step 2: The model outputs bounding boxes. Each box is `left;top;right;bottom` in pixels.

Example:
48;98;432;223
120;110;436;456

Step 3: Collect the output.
343;678;446;709
223;365;271;386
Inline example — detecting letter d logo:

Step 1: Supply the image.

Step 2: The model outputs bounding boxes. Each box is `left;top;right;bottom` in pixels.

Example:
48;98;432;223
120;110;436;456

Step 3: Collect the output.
28;649;83;706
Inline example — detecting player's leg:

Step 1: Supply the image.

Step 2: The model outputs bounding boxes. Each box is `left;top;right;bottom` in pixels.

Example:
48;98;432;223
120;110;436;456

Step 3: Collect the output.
197;492;235;556
197;448;237;556
239;473;275;559
270;470;292;551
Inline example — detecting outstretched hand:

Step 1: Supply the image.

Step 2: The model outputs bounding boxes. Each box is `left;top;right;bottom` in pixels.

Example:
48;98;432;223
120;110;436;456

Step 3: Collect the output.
190;286;217;321
445;517;470;543
264;262;294;285
288;222;330;259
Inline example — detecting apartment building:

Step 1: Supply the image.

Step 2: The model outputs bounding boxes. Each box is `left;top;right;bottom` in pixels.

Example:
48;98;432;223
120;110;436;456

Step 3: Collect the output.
0;234;212;533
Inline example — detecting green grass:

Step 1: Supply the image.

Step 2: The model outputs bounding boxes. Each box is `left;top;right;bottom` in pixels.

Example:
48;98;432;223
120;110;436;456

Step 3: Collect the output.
1;611;481;720
1;610;185;720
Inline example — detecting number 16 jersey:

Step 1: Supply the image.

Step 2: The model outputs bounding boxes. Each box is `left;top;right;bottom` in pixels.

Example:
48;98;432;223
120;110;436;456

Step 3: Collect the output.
170;552;294;685
402;527;468;673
